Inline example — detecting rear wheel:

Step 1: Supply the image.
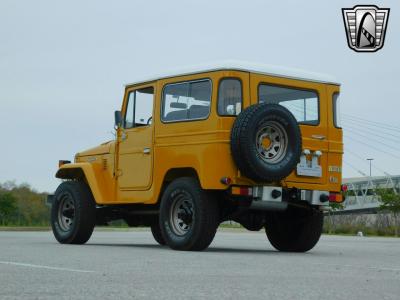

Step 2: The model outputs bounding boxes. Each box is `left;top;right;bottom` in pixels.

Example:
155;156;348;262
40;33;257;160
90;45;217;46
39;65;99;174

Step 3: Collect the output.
159;177;219;251
265;207;323;252
51;181;96;244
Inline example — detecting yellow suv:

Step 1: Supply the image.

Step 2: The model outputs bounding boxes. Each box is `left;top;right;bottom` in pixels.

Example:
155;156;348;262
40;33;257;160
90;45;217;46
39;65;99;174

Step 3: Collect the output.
49;61;343;252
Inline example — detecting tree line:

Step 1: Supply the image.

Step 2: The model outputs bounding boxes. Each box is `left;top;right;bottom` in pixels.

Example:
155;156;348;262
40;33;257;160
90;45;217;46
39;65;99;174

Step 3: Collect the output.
0;181;50;226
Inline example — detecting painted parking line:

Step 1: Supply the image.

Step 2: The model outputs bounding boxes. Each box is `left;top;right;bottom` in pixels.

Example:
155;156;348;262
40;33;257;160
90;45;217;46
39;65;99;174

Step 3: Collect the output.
0;261;95;273
310;262;400;273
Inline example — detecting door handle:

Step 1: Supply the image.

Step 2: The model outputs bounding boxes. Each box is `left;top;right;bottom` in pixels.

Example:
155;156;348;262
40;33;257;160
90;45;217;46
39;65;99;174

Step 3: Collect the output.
311;134;326;140
143;148;151;154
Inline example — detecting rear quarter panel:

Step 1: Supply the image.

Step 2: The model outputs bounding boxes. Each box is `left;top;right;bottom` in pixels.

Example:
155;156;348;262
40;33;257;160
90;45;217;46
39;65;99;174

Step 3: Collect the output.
154;70;250;191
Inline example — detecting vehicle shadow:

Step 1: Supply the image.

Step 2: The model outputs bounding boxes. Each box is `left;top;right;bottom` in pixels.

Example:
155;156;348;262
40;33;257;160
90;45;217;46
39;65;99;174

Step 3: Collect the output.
66;242;329;256
85;243;162;249
206;247;277;254
84;243;299;255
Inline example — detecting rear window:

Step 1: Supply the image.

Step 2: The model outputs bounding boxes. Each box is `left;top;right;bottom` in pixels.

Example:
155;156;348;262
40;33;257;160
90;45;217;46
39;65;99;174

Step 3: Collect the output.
162;79;211;122
218;78;242;116
258;84;319;125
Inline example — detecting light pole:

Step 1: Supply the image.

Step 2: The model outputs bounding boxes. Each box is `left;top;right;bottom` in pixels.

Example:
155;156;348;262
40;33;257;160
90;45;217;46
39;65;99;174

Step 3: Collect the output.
366;158;374;177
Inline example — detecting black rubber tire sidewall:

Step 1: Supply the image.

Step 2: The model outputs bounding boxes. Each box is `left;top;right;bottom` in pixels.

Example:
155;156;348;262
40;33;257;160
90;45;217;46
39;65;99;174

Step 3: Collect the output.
231;103;302;182
151;222;166;246
51;181;96;244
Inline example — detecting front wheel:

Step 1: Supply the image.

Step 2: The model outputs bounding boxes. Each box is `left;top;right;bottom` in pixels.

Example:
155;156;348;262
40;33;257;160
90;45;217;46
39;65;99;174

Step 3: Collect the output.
265;207;323;252
151;222;166;246
51;181;96;244
159;177;219;251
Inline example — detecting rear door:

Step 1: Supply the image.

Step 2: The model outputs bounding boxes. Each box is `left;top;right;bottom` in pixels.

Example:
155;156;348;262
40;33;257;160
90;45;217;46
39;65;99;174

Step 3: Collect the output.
250;74;329;185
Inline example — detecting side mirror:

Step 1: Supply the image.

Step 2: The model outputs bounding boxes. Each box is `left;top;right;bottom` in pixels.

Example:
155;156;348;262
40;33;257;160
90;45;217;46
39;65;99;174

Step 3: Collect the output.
114;110;123;128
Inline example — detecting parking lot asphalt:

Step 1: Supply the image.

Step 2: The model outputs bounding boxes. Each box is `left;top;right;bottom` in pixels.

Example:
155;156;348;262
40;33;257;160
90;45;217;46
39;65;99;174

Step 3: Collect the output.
0;230;399;300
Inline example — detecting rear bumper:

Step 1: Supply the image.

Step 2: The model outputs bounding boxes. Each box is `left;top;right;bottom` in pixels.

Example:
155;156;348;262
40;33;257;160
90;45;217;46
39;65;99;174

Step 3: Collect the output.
233;186;330;211
299;190;329;206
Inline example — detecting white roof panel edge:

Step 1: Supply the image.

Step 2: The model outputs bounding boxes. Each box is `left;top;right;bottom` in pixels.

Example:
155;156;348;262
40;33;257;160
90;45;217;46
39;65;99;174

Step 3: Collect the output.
125;60;340;87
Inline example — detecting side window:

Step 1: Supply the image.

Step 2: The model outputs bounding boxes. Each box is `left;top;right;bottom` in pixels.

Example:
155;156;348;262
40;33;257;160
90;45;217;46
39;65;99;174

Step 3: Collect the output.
162;79;211;122
124;87;154;128
333;93;342;128
125;92;135;128
258;84;319;125
218;78;242;115
135;87;154;126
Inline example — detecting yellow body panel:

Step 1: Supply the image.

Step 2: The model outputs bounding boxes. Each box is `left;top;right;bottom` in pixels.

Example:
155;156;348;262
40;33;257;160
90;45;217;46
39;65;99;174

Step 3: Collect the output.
118;126;153;190
56;69;343;204
56;162;113;204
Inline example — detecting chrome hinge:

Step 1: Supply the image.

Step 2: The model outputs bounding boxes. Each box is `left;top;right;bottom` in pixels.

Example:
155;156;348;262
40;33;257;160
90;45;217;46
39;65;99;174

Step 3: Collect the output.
296;149;322;177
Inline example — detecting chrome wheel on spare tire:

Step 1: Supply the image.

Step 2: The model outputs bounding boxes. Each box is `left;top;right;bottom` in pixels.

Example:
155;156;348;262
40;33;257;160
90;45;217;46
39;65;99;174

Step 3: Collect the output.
231;103;302;182
159;177;219;251
256;121;288;164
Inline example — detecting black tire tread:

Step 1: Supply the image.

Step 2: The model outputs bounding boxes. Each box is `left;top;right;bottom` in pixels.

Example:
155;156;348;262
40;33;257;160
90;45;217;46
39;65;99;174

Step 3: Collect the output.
151;223;166;246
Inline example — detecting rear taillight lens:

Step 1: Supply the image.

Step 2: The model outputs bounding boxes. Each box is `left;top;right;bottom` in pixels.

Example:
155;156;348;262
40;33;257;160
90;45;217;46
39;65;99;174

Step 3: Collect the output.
231;186;253;196
329;192;344;203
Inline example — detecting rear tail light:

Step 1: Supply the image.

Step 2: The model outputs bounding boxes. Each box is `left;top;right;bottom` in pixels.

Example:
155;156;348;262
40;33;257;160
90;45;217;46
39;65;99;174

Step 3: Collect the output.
231;186;253;196
329;192;344;203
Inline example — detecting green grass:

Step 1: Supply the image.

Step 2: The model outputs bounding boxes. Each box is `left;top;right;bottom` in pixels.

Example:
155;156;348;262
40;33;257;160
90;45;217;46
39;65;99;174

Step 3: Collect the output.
0;226;50;231
323;224;399;237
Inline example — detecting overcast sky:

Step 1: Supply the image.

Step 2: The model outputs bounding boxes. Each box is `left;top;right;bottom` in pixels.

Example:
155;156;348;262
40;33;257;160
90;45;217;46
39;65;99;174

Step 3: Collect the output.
1;0;399;192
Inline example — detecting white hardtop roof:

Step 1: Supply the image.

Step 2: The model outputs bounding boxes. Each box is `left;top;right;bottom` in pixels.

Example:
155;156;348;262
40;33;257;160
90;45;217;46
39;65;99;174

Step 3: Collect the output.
125;60;340;86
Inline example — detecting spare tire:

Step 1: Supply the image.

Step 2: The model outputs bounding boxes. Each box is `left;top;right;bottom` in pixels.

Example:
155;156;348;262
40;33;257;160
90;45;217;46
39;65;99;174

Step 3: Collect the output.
231;103;302;182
